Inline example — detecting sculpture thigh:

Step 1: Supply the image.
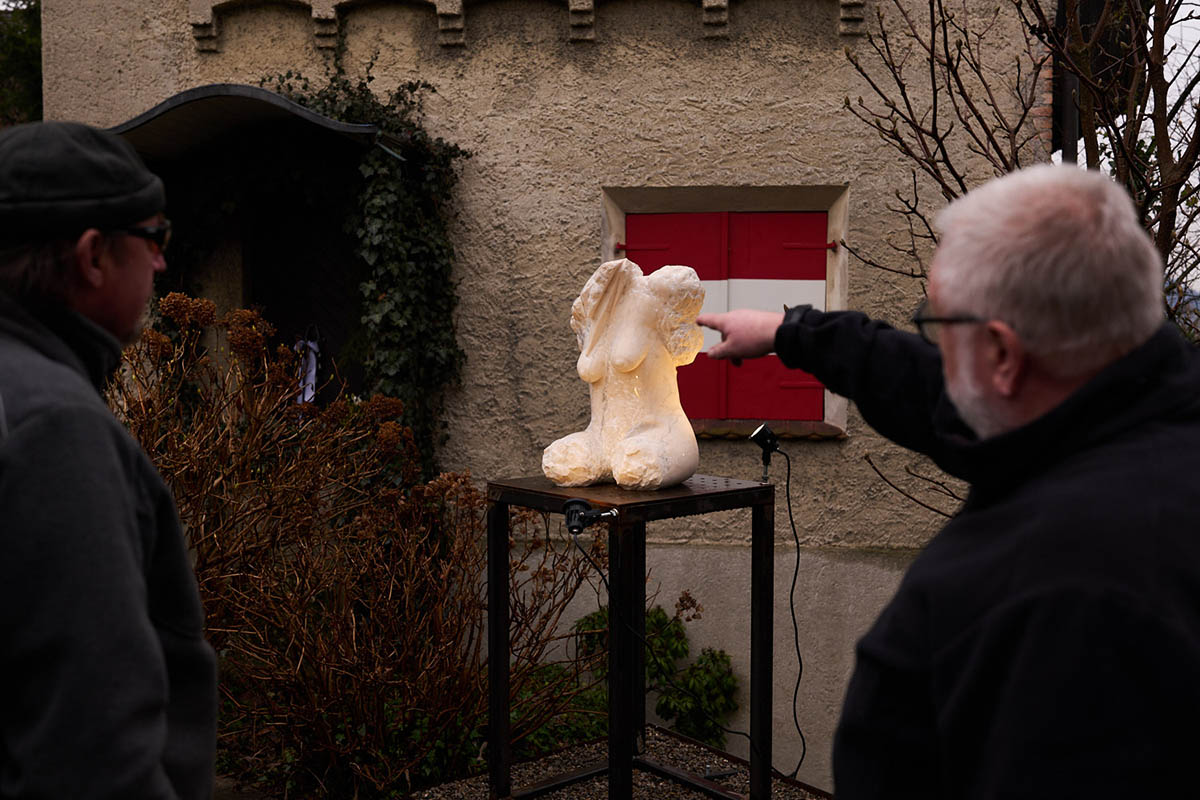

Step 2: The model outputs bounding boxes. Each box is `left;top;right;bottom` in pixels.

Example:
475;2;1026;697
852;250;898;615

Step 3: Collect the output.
542;350;698;489
609;418;699;489
602;342;698;489
541;395;609;487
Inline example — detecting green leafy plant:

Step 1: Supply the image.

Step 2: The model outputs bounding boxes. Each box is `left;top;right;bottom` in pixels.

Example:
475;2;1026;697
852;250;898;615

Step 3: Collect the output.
654;648;740;747
0;0;40;126
573;599;740;748
261;55;469;478
511;664;609;759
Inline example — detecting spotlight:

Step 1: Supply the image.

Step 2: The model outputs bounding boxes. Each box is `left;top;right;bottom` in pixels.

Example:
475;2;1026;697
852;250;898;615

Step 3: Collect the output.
563;498;618;535
750;422;781;483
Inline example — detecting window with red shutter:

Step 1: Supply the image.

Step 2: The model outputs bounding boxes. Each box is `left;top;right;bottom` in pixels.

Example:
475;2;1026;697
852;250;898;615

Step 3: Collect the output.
624;211;828;423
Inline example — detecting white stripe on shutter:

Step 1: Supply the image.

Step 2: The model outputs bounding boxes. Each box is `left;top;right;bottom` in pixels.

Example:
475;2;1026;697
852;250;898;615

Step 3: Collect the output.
699;279;825;352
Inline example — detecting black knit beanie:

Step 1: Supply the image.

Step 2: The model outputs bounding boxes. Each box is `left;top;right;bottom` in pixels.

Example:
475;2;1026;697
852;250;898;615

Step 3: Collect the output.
0;121;164;245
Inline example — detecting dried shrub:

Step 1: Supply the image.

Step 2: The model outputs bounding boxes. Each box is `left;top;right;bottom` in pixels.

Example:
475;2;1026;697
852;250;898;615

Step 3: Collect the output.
108;294;603;797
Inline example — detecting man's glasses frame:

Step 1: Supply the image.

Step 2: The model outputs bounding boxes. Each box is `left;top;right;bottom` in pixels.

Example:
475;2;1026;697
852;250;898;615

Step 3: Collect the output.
911;298;985;345
113;219;172;254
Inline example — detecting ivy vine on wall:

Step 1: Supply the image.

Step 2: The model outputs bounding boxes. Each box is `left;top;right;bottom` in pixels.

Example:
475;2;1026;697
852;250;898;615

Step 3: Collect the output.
0;0;41;126
262;63;470;477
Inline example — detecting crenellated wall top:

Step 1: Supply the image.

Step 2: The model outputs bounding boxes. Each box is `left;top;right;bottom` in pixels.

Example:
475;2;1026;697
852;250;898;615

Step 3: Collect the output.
189;0;863;51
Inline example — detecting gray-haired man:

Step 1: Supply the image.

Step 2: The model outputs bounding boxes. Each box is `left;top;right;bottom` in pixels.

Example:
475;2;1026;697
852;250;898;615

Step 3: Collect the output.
0;122;216;799
700;165;1200;797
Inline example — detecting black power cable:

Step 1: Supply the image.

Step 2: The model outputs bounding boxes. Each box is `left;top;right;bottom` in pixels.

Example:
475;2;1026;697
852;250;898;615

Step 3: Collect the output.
777;448;808;778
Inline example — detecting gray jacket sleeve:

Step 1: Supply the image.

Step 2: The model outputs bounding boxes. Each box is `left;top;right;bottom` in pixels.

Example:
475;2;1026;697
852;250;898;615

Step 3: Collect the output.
0;404;183;799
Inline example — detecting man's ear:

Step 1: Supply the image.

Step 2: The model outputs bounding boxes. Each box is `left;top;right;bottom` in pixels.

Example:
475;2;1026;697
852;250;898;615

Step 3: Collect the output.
985;320;1026;397
72;229;108;290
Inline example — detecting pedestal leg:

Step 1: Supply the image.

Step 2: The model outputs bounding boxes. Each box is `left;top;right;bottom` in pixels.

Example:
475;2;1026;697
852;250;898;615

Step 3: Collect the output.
630;522;647;741
751;500;774;799
607;519;642;798
487;501;511;799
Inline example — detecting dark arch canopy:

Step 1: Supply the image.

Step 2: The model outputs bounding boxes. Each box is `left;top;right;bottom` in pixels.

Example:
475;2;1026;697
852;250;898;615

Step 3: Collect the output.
108;83;395;399
109;83;395;163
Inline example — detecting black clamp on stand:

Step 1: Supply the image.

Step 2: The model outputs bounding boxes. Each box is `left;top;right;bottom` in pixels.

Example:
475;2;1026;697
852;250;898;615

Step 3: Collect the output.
486;474;776;799
562;497;619;535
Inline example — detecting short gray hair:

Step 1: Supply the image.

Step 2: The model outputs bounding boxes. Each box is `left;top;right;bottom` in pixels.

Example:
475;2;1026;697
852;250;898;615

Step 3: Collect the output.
0;239;78;303
934;165;1164;377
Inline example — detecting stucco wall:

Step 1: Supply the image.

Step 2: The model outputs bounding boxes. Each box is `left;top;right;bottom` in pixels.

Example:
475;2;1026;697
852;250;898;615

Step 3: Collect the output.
43;0;970;549
42;0;1039;791
338;0;959;550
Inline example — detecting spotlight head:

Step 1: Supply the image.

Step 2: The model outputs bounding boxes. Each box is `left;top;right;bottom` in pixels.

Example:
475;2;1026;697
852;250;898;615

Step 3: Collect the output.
749;422;780;483
563;498;593;536
562;498;618;534
750;423;780;454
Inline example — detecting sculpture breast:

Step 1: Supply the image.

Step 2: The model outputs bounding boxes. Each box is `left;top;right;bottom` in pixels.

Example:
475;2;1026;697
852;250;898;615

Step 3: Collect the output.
542;259;704;490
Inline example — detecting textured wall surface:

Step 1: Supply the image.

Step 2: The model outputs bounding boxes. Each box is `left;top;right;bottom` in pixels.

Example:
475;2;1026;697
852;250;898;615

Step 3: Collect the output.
334;0;961;550
42;0;977;550
42;0;1036;790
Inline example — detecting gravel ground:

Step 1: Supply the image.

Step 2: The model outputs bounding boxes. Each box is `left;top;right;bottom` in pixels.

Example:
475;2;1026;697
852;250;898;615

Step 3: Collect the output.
413;726;831;800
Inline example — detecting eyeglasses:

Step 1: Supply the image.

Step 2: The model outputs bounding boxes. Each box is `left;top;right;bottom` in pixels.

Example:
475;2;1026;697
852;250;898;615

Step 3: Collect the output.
911;298;985;345
113;219;172;254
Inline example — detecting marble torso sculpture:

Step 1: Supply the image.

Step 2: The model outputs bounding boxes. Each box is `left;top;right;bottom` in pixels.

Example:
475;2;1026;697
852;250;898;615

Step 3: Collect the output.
543;258;704;490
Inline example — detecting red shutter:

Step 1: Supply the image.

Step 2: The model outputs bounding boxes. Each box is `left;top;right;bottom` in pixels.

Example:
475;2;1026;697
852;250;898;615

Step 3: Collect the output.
728;213;827;281
625;213;727;419
624;212;825;422
727;213;824;421
625;213;726;279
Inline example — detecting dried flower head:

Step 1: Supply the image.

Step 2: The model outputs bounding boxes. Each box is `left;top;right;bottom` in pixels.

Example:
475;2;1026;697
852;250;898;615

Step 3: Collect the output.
364;395;405;422
140;329;174;362
376;421;408;457
675;589;703;622
158;292;217;329
319;398;353;427
221;308;276;362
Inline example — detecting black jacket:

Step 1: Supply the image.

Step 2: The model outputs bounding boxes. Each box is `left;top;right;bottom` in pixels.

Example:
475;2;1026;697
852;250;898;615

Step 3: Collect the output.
0;293;216;799
776;306;1200;798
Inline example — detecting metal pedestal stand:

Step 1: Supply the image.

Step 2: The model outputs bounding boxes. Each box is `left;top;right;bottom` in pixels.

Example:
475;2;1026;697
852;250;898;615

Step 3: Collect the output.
486;474;775;799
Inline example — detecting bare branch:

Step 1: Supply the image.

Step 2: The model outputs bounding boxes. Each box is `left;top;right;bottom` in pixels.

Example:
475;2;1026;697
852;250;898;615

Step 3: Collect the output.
863;454;955;517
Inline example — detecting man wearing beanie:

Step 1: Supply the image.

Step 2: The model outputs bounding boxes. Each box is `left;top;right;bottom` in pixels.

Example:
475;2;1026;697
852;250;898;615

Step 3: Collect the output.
0;122;216;799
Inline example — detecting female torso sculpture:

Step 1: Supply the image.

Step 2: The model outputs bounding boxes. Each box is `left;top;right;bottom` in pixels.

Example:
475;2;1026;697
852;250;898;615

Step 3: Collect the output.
542;258;704;490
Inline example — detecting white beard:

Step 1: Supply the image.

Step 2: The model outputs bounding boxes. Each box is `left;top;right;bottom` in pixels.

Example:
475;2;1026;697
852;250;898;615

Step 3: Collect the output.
945;359;1006;440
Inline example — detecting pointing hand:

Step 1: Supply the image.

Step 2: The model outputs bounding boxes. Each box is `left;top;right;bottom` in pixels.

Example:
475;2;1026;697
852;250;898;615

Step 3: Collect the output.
696;310;785;366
